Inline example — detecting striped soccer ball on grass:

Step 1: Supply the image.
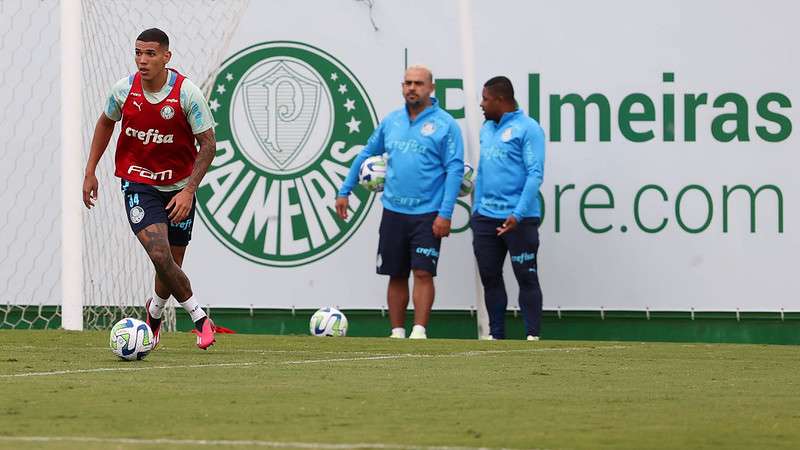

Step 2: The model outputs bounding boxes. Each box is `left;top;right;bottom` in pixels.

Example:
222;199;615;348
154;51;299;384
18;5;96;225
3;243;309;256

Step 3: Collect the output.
459;163;475;197
309;307;348;337
109;318;154;360
358;155;386;192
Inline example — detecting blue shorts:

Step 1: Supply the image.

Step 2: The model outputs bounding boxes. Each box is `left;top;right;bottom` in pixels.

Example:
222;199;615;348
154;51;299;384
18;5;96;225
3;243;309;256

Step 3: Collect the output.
377;209;442;277
121;179;195;246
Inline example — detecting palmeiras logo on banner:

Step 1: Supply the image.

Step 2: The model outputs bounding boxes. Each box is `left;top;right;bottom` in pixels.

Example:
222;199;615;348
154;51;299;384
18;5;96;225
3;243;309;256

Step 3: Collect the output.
198;41;378;267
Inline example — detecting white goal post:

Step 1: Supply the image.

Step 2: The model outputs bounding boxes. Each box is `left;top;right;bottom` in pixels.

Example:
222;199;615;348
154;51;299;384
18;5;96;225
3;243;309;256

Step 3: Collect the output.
61;0;83;330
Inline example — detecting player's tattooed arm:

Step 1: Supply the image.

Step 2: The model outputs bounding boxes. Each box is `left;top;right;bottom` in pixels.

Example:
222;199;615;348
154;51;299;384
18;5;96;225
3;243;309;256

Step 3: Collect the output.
185;128;216;194
167;128;216;223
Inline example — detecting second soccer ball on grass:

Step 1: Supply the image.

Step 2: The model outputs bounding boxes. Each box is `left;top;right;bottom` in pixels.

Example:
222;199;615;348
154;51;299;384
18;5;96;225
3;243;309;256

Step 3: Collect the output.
309;307;349;337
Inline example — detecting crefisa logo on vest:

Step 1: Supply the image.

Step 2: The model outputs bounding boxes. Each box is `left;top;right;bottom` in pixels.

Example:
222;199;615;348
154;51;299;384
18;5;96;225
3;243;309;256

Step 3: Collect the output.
197;42;378;267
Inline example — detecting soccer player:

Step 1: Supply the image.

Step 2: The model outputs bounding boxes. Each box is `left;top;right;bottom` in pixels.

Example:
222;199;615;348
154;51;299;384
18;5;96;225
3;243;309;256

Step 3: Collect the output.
82;28;216;349
335;65;464;339
473;76;546;340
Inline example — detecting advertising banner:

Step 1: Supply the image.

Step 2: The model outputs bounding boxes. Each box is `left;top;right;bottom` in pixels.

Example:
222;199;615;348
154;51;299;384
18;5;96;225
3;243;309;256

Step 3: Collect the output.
184;0;799;312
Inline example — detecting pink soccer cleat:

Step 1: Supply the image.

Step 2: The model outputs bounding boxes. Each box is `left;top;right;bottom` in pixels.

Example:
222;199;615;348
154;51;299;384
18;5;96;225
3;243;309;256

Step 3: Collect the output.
196;318;216;350
145;298;161;350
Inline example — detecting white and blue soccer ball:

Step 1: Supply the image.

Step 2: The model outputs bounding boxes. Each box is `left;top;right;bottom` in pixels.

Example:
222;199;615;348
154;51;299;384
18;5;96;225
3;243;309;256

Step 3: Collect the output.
358;155;386;192
459;163;475;197
109;318;154;360
309;307;348;337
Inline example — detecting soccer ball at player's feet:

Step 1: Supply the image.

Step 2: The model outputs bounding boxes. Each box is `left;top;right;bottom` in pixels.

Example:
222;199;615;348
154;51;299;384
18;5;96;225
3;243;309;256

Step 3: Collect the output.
310;307;348;337
109;318;154;361
527;335;540;341
358;155;386;192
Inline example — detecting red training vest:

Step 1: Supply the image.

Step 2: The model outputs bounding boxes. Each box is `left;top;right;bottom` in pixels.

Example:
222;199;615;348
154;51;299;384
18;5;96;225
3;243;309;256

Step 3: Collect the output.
115;69;197;185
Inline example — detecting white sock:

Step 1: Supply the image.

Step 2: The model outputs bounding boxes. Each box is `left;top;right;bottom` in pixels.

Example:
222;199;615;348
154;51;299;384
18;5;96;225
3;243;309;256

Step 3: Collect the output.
180;296;207;323
391;327;406;338
148;291;169;319
412;324;426;334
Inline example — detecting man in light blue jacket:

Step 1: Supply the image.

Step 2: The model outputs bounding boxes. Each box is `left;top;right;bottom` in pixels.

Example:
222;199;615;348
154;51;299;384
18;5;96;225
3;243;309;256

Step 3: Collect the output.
473;76;545;340
336;66;464;339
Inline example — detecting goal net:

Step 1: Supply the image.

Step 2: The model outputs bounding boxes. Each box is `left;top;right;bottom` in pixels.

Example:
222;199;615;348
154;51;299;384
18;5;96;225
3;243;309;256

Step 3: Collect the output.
0;0;248;330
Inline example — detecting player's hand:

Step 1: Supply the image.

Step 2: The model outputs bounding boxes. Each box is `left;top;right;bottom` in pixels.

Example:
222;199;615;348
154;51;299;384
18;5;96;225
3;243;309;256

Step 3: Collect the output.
167;189;194;224
432;216;452;238
335;196;349;220
496;215;518;236
82;173;98;209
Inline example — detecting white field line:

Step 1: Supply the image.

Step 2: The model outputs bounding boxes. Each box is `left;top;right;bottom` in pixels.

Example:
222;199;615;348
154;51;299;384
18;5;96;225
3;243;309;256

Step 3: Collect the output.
0;435;537;450
283;354;421;364
0;354;403;378
0;361;264;378
283;346;628;364
0;346;628;379
0;346;384;355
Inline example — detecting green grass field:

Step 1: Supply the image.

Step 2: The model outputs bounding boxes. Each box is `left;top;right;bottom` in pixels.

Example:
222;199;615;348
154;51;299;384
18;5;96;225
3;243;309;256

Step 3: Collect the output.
0;330;799;449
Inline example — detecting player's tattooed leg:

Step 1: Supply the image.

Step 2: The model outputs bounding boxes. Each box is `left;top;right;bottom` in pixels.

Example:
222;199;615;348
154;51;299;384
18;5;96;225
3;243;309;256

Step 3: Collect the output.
136;223;193;301
153;245;187;299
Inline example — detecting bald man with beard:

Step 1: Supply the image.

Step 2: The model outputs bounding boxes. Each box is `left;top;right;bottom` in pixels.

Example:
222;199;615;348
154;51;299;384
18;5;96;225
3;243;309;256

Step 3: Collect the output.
336;66;464;339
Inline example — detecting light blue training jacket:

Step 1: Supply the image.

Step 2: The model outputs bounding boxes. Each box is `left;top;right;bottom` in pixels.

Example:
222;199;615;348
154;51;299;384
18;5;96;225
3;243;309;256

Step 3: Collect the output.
473;109;545;220
339;98;464;219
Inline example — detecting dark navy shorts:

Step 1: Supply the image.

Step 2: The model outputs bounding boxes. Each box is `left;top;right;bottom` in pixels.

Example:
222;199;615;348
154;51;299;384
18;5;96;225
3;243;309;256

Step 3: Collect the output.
121;179;195;246
377;208;442;277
